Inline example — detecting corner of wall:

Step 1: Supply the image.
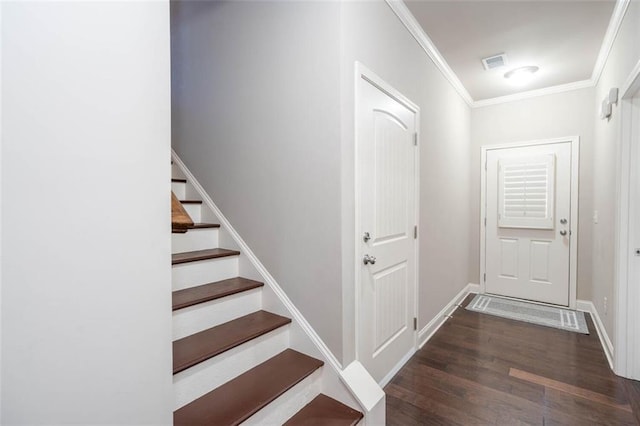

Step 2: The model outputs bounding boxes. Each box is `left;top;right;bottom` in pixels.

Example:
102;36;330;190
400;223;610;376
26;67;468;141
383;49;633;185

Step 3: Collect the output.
418;283;478;349
576;299;614;369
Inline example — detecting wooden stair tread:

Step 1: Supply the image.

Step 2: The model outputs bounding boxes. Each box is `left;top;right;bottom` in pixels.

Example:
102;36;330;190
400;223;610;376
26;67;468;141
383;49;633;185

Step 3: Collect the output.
171;178;187;183
180;199;202;204
173;310;291;374
174;349;324;426
171;223;220;234
188;222;220;229
284;394;363;426
172;248;240;265
172;277;264;311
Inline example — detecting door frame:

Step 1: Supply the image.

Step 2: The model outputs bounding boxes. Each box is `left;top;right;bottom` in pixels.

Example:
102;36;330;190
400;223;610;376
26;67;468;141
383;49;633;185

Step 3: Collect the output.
480;136;580;309
354;62;420;385
614;60;640;379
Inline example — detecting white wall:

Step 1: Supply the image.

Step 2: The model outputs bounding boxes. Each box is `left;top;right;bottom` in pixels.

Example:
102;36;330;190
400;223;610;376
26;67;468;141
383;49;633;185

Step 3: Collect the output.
0;1;3;417
470;88;595;301
171;1;345;358
592;1;640;336
1;2;173;423
339;1;471;362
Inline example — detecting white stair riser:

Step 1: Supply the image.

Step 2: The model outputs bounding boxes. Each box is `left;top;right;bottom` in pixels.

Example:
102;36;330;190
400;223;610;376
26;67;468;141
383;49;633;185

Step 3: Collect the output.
243;368;322;426
172;228;219;254
173;289;262;340
172;257;239;291
181;203;201;223
172;181;186;199
171;164;185;178
173;327;290;410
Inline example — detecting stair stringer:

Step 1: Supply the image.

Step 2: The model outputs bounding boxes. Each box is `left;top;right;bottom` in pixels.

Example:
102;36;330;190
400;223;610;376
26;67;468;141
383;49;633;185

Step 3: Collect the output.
171;150;385;424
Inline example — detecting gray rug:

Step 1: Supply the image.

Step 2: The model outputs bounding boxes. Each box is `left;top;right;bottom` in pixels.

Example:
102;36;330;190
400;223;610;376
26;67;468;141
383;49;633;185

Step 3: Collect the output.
466;294;589;334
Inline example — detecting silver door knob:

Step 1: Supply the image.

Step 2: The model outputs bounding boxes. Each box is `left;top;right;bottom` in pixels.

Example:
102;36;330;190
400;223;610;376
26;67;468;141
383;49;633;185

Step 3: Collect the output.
363;254;376;265
560;230;567;236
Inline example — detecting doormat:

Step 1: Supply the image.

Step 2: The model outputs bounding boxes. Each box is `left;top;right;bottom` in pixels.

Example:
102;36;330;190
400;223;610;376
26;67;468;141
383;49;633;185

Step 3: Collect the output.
466;294;589;334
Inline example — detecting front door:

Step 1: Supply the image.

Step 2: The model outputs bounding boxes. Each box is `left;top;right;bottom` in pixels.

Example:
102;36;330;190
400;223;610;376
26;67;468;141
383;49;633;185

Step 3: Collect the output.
485;141;574;306
357;70;418;384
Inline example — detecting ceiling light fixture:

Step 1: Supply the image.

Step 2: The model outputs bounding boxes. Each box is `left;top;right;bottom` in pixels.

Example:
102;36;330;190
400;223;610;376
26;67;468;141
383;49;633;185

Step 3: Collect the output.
504;66;539;86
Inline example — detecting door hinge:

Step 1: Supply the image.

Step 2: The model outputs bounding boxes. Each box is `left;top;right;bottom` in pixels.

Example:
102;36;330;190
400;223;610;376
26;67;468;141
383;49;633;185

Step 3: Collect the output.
484;217;487;227
485;160;487;171
413;317;417;330
413;132;418;146
414;225;418;239
483;273;486;282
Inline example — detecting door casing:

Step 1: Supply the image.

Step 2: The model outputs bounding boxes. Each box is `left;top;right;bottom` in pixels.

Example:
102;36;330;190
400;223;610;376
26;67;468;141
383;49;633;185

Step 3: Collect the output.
480;137;580;310
614;61;640;380
354;62;420;386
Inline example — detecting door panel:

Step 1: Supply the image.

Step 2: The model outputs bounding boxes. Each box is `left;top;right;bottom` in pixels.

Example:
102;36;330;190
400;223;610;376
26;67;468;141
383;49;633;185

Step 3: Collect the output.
485;142;572;306
373;262;408;356
373;111;409;242
358;76;417;384
499;238;518;278
530;240;551;282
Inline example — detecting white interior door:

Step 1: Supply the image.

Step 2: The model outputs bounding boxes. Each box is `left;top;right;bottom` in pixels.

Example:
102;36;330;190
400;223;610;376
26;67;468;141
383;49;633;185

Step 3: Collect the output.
357;71;418;384
485;142;573;306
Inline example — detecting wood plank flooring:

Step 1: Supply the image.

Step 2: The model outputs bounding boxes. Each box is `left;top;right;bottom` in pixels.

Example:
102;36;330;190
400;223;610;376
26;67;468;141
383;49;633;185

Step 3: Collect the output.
386;295;640;425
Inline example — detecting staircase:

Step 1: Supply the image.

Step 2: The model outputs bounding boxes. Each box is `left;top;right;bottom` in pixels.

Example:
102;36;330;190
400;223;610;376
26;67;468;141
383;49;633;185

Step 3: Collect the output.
171;164;364;425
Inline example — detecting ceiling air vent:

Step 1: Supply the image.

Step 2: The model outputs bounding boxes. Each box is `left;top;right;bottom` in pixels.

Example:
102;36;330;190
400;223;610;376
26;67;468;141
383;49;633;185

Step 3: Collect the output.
482;53;508;70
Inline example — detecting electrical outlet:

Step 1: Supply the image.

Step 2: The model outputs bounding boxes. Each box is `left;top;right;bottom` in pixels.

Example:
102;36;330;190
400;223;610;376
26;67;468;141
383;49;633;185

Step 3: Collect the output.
604;297;608;315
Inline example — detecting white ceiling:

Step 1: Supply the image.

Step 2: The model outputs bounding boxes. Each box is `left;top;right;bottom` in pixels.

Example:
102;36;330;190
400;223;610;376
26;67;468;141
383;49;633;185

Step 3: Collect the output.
404;0;616;101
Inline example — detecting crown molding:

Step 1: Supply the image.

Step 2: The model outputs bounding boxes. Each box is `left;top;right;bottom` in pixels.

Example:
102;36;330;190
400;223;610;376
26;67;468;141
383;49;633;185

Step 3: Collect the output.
385;0;474;107
591;0;631;85
387;0;629;109
472;79;594;108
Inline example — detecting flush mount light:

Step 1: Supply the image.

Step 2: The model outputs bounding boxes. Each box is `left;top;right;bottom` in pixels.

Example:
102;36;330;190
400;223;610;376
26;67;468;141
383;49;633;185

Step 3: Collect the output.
504;66;539;86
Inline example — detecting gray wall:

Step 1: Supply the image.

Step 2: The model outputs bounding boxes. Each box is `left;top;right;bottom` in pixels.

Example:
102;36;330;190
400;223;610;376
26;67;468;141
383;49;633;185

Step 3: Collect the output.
171;0;472;364
1;2;173;423
591;2;640;335
339;1;471;362
470;88;595;301
171;1;344;357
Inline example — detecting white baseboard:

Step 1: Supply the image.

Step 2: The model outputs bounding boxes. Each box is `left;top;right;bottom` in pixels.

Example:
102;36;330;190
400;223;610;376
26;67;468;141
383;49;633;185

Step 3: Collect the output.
378;347;415;388
418;283;478;349
576;299;614;370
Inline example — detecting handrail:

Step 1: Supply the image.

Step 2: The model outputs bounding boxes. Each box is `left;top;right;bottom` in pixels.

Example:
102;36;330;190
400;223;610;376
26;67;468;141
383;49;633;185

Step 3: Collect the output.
171;191;193;233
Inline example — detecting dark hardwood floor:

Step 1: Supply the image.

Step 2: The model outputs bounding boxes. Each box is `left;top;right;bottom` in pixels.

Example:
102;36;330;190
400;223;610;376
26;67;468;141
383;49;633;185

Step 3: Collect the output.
386;295;640;425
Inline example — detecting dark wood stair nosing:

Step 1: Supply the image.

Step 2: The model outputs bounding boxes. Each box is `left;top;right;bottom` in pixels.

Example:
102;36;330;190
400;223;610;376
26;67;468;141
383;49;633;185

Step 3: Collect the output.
188;223;220;229
172;277;264;311
180;199;202;204
173;349;324;426
172;223;221;234
172;178;187;183
283;394;364;426
172;248;240;265
172;310;292;375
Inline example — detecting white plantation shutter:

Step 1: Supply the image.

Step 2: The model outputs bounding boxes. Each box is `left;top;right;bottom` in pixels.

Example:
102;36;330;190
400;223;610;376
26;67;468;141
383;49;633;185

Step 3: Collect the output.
498;154;555;229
